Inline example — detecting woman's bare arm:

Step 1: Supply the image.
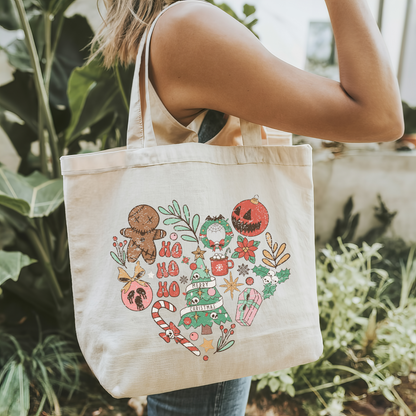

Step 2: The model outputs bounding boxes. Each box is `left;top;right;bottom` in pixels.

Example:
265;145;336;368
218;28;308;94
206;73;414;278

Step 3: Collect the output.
149;0;404;143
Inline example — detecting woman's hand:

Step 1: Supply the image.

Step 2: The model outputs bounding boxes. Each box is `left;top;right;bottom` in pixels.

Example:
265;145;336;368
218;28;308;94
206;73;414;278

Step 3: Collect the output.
148;0;404;143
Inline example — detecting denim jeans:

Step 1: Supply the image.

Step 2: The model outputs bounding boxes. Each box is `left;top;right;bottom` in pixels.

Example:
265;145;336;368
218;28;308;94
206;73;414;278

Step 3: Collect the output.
147;377;252;416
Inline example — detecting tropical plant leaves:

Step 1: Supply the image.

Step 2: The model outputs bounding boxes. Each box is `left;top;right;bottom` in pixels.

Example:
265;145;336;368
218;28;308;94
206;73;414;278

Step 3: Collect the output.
0;250;36;286
65;55;133;145
0;167;63;217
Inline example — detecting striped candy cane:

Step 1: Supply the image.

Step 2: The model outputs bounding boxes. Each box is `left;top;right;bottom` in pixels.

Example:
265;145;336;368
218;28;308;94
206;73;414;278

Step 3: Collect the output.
152;300;200;356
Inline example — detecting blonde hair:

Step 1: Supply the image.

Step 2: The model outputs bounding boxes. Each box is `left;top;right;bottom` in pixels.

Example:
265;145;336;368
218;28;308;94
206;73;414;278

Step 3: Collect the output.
90;0;181;68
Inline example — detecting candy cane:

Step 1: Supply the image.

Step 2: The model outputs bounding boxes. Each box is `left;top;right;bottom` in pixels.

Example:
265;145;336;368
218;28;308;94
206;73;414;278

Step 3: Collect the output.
152;301;201;356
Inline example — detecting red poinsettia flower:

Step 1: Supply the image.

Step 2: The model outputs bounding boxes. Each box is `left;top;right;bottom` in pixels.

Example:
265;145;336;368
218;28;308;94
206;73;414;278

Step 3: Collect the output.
235;237;258;261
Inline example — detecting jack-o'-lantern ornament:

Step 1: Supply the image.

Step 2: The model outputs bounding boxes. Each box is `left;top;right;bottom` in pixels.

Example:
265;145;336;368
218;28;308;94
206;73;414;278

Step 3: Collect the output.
231;195;269;237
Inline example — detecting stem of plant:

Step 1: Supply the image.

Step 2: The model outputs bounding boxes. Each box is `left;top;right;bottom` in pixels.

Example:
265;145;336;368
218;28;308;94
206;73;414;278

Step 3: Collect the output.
13;0;61;178
114;62;129;112
37;105;48;176
26;227;64;306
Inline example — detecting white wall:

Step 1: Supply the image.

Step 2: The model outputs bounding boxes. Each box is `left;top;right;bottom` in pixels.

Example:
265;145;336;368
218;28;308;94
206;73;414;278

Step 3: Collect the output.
313;152;416;246
227;0;406;74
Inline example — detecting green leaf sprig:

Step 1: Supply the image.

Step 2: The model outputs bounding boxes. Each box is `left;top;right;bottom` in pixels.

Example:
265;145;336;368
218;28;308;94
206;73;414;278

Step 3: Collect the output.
158;200;200;243
215;323;236;353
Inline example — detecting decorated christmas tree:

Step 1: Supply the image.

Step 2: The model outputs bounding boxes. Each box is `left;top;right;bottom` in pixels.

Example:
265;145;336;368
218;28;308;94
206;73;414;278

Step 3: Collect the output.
178;256;232;335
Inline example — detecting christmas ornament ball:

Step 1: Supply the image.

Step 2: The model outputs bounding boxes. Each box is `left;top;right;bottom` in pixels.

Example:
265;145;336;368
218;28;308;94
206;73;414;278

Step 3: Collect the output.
231;196;269;237
245;277;254;286
170;232;178;241
121;281;153;311
190;332;199;341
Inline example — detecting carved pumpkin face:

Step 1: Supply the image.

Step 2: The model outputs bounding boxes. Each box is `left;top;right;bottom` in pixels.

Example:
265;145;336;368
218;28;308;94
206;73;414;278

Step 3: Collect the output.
231;196;269;236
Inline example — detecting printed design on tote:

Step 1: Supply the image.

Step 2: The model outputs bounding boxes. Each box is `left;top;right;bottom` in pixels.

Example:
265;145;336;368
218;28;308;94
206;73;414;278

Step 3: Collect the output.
158;200;200;243
220;273;244;300
178;256;232;336
215;324;236;353
110;196;292;360
152;300;200;356
231;195;269;237
118;262;153;311
200;215;234;252
110;236;128;267
231;236;260;264
120;205;167;265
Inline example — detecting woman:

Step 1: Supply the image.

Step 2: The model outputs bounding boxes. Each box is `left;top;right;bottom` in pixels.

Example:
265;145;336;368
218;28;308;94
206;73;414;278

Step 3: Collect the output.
90;0;403;414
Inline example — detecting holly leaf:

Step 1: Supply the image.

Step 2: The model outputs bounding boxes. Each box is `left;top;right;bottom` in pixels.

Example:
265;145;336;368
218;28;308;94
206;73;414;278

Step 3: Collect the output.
231;251;239;259
218;340;235;352
181;235;197;243
248;256;256;264
237;235;244;243
158;206;170;216
262;283;277;300
252;240;260;247
172;200;181;216
276;268;291;284
163;218;181;225
252;265;269;278
183;204;190;223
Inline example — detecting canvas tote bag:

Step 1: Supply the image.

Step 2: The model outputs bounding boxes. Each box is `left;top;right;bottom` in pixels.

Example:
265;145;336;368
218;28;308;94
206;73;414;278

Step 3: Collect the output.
61;1;323;399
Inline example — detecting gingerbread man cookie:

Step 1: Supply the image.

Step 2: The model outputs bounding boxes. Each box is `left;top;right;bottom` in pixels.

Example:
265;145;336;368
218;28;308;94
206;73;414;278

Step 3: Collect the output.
120;205;166;265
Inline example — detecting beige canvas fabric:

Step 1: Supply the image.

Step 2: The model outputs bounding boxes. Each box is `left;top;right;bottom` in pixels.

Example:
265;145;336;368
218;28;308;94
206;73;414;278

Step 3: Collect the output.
61;1;322;398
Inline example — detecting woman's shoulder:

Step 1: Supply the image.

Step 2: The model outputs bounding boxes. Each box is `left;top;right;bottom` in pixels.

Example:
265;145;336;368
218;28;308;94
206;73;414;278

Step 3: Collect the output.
152;1;259;56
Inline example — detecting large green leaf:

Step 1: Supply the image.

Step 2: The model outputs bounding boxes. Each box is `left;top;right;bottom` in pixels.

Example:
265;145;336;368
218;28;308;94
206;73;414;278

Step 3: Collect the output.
65;57;133;144
49;14;94;109
0;109;38;174
0;14;94;136
0;70;38;132
0;250;36;286
0;0;20;30
2;12;45;73
0;167;63;217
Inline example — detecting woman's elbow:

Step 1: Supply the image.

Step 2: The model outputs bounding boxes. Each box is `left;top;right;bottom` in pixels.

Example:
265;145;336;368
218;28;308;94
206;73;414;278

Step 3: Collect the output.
374;110;405;142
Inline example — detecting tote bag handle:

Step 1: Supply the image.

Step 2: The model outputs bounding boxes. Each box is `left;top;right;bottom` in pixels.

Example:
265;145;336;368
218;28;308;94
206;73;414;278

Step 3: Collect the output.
126;1;262;150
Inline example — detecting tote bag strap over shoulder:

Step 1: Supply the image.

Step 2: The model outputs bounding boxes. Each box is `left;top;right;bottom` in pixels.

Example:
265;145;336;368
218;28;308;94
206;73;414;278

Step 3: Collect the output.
126;0;262;150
